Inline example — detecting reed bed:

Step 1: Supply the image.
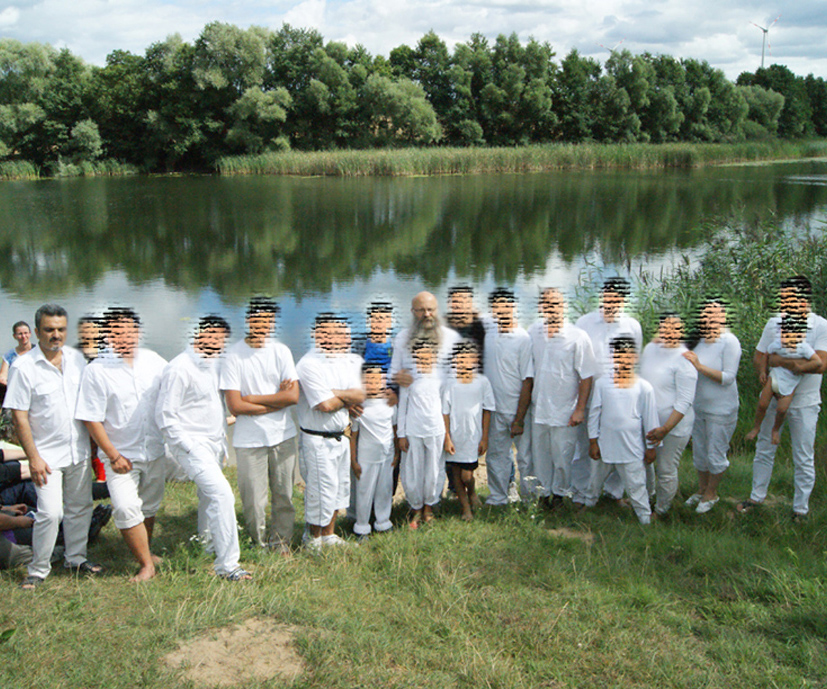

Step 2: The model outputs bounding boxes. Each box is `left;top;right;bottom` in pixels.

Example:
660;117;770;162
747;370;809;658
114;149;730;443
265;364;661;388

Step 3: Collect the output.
218;140;827;177
0;160;39;181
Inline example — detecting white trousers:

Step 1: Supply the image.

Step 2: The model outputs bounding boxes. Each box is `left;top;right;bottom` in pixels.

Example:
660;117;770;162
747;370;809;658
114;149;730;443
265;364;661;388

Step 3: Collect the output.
586;460;651;524
235;437;297;547
486;412;531;505
353;439;395;535
105;456;165;530
573;420;623;503
692;411;737;474
299;432;350;527
172;441;240;576
646;434;690;514
749;401;819;515
29;460;93;579
401;434;445;510
532;423;578;498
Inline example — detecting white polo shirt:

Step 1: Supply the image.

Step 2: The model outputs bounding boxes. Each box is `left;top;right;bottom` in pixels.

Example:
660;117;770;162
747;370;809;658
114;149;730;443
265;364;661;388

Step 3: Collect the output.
296;349;363;434
219;338;298;448
530;321;599;427
156;348;225;454
757;312;827;409
483;326;534;417
3;345;89;469
75;348;167;462
575;310;643;380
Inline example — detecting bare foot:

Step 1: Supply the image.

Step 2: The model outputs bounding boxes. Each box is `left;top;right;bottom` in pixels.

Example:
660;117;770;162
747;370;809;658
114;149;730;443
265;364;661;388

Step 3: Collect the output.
469;493;481;509
151;554;163;566
771;429;781;445
745;428;759;441
408;511;421;529
461;508;473;522
423;506;434;523
129;565;156;583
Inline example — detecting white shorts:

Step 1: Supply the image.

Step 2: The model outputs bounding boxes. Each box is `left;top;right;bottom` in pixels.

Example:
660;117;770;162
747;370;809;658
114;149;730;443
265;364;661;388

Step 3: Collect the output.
105;456;166;530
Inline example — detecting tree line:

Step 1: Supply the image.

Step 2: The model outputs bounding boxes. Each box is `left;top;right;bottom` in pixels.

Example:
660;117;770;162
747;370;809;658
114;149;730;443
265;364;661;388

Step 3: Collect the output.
1;23;826;174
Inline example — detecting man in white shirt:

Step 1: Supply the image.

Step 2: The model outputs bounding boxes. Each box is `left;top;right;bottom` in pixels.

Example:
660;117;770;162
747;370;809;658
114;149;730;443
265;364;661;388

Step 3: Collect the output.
389;291;462;388
529;289;598;508
75;307;167;582
296;315;365;549
739;277;827;519
4;304;100;589
220;297;299;552
157;316;250;580
573;278;643;506
484;288;534;504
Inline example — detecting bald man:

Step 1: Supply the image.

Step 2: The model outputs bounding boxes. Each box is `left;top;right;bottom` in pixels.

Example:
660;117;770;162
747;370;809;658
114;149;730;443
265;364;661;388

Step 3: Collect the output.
388;292;462;388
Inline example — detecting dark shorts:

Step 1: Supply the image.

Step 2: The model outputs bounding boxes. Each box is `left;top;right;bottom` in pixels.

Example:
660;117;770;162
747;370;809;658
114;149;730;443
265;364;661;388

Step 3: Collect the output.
446;460;479;472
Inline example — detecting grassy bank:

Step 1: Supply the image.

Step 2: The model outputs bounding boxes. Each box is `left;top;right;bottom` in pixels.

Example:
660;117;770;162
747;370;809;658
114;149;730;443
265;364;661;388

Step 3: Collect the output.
0;159;139;181
217;140;827;177
1;453;826;689
0;160;38;181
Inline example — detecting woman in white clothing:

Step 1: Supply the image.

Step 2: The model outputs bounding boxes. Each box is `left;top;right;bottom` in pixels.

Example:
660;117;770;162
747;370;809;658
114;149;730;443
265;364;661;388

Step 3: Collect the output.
639;313;698;516
682;298;742;513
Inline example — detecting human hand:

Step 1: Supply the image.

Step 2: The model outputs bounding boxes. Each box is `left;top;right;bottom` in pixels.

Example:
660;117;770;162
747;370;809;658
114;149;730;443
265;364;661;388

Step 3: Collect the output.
682;351;699;367
443;435;455;455
568;409;585;427
589;439;601;461
477;438;488;456
29;456;52;487
110;454;133;474
352;462;362;480
644;448;657;465
646;426;667;443
393;370;413;388
398;438;409;453
510;420;524;437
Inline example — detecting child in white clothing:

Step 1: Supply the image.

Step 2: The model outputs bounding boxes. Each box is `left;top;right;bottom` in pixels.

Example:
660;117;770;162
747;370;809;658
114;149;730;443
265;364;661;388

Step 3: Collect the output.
587;336;659;525
397;339;445;527
350;364;397;538
442;342;495;521
747;315;820;445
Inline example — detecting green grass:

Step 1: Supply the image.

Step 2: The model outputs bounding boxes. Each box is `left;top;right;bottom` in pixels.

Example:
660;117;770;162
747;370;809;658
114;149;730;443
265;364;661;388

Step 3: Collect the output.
217;140;827;177
0;160;39;181
2;452;827;689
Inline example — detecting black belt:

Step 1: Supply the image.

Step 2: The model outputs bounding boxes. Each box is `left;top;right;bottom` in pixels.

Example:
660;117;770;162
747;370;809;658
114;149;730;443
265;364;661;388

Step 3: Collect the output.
301;427;346;441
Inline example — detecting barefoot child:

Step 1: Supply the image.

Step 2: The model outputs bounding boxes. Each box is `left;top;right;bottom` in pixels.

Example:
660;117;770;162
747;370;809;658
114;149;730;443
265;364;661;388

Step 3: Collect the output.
746;315;820;445
586;336;659;525
350;364;397;539
397;338;444;527
442;342;495;520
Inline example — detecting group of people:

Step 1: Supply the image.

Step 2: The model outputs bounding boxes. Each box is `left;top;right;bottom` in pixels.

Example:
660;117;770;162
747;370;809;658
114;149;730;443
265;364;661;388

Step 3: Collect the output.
1;274;824;586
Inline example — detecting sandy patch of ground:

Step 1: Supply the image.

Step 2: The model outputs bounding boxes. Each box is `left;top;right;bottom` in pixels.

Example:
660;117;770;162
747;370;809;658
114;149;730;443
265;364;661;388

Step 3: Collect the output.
164;618;304;687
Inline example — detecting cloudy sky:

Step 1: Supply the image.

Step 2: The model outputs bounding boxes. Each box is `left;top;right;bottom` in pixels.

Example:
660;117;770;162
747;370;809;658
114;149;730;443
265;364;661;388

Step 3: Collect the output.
0;0;824;80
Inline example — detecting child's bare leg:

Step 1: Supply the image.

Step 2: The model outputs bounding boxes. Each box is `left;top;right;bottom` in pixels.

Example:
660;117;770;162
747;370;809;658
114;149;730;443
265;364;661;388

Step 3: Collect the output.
452;465;472;520
771;393;793;445
746;379;774;440
422;504;434;522
464;469;478;509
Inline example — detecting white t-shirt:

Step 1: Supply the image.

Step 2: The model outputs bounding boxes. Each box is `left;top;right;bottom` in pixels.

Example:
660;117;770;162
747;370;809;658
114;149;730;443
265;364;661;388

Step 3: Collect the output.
388;325;461;382
75;348;167;462
588;376;659;464
397;371;444;438
756;313;827;409
639;342;698;437
3;345;89;469
692;331;741;416
219;339;298;448
483;326;533;417
156;348;226;454
441;375;496;463
352;398;396;460
530;322;599;427
575;310;643;380
296;349;363;434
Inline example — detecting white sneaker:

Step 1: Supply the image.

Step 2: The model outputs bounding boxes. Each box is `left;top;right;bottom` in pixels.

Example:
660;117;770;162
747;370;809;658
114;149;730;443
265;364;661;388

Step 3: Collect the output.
322;534;347;547
507;482;520;503
684;493;703;507
696;497;719;514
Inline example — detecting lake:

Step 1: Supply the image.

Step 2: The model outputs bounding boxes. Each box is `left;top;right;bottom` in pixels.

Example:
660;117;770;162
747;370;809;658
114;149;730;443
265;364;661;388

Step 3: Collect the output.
1;159;826;360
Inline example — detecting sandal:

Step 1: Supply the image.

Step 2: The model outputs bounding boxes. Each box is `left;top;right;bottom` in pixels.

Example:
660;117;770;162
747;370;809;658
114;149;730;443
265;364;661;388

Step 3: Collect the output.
220;568;252;582
736;499;759;514
66;561;105;576
20;575;44;590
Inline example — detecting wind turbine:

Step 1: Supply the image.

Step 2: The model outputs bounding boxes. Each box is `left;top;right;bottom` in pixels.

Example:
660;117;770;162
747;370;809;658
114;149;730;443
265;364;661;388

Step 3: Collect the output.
751;14;780;69
598;39;625;55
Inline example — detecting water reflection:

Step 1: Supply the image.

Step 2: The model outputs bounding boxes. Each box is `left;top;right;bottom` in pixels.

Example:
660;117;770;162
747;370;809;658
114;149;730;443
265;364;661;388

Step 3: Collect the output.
0;162;826;357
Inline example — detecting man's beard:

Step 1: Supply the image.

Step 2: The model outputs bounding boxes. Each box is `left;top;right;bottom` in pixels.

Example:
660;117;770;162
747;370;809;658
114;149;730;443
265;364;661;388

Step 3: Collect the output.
409;315;442;351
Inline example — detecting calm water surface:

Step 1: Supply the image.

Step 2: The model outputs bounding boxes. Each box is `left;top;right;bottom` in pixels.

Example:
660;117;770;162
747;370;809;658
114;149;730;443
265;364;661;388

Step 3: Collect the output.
1;161;826;358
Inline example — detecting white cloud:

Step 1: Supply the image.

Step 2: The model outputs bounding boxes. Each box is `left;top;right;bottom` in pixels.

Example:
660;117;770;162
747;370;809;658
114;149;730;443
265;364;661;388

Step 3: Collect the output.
0;6;20;27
